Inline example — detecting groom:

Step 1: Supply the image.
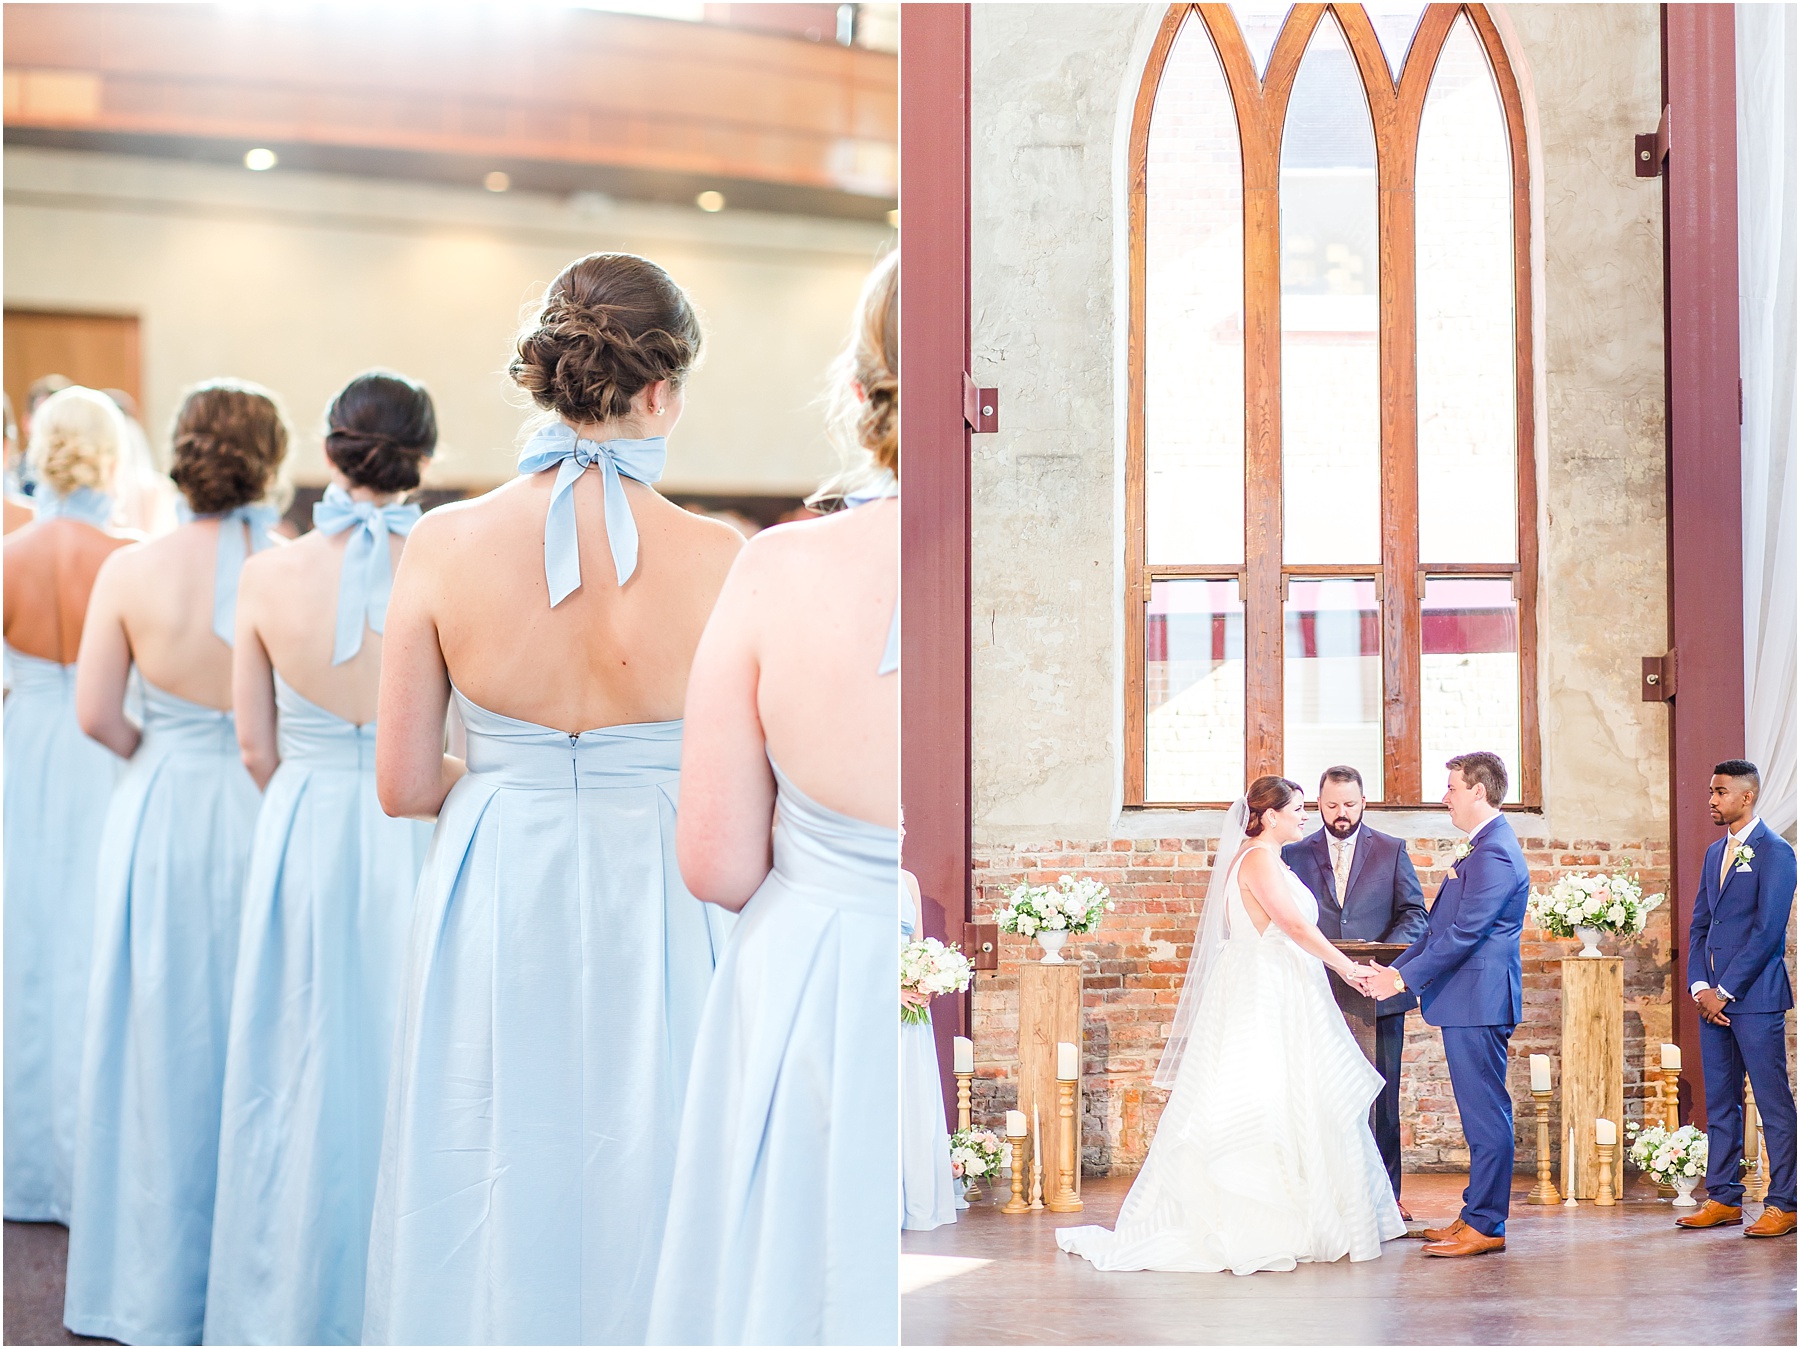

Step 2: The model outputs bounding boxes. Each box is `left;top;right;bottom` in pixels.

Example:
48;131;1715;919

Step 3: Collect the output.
1372;751;1528;1258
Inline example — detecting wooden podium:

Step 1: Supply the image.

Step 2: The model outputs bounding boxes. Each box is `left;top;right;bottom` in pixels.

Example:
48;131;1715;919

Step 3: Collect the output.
1561;956;1623;1199
1018;962;1081;1194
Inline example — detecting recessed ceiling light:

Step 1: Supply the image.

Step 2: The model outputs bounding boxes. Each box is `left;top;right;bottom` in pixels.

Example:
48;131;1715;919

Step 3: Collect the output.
887;208;900;229
695;190;726;212
244;147;277;171
484;171;511;193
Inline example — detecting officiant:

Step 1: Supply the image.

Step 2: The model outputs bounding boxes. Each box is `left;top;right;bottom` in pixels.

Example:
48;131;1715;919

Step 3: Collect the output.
1284;766;1428;1216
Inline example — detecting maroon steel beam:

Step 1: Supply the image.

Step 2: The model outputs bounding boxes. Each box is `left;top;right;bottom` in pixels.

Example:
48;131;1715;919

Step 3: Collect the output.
1661;3;1743;1127
899;2;972;1123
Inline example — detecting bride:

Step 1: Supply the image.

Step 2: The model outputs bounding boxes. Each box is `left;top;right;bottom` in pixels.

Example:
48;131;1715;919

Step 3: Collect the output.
1057;775;1405;1275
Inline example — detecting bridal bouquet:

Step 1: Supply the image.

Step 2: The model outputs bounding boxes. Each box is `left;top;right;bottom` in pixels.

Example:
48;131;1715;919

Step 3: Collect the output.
1625;1121;1706;1185
1528;871;1664;938
949;1127;1005;1185
995;874;1116;938
900;937;973;1025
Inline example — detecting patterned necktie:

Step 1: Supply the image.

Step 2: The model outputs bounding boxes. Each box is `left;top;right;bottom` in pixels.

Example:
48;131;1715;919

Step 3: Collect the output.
1333;839;1352;897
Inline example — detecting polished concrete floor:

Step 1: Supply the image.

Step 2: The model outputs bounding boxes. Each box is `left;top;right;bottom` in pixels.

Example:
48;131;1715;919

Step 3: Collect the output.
903;1173;1798;1346
3;1222;110;1345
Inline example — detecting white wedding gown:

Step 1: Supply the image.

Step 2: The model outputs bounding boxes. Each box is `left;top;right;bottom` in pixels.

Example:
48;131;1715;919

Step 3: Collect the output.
1057;849;1405;1274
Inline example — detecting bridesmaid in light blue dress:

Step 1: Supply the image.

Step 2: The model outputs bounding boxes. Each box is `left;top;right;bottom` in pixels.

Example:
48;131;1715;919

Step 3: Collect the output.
3;388;132;1222
649;251;901;1346
204;373;438;1346
65;379;288;1344
901;872;959;1231
364;254;744;1345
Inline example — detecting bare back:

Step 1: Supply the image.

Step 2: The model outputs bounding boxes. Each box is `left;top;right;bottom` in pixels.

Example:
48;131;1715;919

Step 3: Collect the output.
753;499;898;826
4;518;132;663
238;528;403;725
404;470;741;731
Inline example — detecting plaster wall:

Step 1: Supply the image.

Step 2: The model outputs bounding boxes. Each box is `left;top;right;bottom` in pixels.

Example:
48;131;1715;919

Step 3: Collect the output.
4;146;893;493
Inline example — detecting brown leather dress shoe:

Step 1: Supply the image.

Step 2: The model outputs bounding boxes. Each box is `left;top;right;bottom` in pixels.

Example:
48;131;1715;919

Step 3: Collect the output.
1423;1227;1504;1257
1675;1199;1743;1229
1420;1217;1466;1243
1745;1207;1796;1237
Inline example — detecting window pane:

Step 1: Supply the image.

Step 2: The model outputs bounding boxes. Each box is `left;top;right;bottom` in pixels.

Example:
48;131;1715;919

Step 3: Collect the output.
1421;577;1521;798
1283;577;1383;799
1368;5;1428;83
1145;14;1245;566
1416;17;1516;564
1228;2;1290;79
1146;578;1245;802
1281;14;1381;564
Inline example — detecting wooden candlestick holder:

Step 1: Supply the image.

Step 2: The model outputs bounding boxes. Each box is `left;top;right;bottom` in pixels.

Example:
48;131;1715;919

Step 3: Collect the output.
1595;1142;1617;1206
1048;1077;1084;1213
1661;1067;1681;1131
1527;1089;1561;1204
1002;1135;1030;1215
954;1072;981;1201
1745;1080;1767;1204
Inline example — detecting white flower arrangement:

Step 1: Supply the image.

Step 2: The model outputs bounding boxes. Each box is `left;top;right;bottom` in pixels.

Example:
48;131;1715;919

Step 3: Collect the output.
1451;840;1473;862
1625;1121;1707;1186
995;874;1116;939
900;937;973;1026
1732;841;1756;873
1528;871;1664;940
949;1127;1006;1184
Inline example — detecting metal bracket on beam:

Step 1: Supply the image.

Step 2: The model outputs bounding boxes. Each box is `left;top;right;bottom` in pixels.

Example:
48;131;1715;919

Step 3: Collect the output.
1642;649;1677;701
962;920;1000;970
1636;105;1670;177
962;373;999;434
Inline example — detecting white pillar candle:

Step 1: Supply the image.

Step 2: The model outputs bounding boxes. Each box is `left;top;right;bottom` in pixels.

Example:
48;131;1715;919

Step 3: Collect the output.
953;1036;975;1075
1596;1117;1616;1146
1529;1054;1551;1092
1006;1109;1028;1137
1661;1042;1681;1071
1057;1041;1079;1081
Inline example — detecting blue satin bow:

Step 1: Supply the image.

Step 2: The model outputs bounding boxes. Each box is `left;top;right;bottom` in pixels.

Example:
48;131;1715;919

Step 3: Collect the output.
843;473;899;675
311;483;422;664
516;423;667;606
180;501;280;645
32;486;114;527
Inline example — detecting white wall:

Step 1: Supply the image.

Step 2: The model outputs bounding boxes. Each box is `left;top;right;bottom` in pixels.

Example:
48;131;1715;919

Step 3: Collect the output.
4;146;892;493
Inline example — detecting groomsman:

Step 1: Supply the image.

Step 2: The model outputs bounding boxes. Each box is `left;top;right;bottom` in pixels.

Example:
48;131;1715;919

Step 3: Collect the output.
1284;766;1428;1217
1677;760;1796;1237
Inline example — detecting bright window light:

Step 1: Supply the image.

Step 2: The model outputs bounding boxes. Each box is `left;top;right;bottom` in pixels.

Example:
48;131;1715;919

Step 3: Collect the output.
244;147;278;171
568;1;704;20
484;171;511;192
695;190;726;212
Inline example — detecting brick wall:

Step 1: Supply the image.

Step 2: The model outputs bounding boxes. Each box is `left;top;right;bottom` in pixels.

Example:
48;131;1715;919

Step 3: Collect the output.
967;831;1674;1175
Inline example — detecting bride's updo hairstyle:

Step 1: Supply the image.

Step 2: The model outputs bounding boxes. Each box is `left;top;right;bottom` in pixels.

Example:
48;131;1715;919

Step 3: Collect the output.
27;386;124;497
1243;775;1307;836
509;252;702;426
169;379;289;515
324;371;438;493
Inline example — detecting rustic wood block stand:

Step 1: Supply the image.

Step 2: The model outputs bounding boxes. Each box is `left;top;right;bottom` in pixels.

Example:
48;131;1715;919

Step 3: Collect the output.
1019;962;1082;1196
1561;956;1624;1200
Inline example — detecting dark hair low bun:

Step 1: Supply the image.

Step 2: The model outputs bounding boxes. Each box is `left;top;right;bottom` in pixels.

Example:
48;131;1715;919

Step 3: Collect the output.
325;371;437;493
1243;775;1306;837
509;253;701;426
169;380;288;515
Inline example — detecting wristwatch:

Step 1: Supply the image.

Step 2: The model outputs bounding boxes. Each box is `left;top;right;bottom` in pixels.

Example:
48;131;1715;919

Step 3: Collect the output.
1391;969;1406;994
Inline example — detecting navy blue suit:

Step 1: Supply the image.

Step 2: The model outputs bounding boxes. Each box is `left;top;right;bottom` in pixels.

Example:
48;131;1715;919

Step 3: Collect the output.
1390;815;1528;1237
1688;820;1796;1211
1284;824;1427;1198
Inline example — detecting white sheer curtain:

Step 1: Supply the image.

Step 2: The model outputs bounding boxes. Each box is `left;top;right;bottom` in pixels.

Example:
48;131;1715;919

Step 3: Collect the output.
1736;3;1797;837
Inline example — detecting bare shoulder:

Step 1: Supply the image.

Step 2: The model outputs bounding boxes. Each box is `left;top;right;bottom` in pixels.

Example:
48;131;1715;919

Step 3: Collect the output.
240;526;319;586
404;485;510;552
736;504;884;578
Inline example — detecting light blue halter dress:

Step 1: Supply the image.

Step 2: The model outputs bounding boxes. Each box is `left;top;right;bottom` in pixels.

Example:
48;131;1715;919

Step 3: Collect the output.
900;891;958;1232
3;488;124;1224
64;506;273;1345
647;481;900;1346
362;428;729;1345
204;489;433;1346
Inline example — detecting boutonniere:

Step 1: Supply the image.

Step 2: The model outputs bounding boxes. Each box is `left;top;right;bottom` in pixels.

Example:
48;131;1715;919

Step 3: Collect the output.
1447;839;1472;881
1732;842;1755;873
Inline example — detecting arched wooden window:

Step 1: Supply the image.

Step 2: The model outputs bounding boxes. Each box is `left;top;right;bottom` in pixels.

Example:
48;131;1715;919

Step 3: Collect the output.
1125;2;1538;808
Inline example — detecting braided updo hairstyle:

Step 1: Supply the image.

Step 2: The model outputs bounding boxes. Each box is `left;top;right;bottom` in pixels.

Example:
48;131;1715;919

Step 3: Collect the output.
168;379;288;515
324;371;437;493
832;250;898;474
509;252;702;427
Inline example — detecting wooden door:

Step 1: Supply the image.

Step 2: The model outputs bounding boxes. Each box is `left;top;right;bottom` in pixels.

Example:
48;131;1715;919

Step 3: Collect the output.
4;309;141;431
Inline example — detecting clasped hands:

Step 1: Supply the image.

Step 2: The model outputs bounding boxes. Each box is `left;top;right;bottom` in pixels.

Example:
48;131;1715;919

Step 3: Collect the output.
1341;962;1403;999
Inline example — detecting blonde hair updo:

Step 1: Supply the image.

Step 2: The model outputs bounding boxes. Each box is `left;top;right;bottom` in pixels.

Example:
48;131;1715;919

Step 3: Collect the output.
27;386;124;497
832;251;898;475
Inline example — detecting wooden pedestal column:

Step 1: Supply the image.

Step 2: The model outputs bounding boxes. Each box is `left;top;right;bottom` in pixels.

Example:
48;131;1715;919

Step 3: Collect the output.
1561;957;1624;1199
1019;962;1081;1195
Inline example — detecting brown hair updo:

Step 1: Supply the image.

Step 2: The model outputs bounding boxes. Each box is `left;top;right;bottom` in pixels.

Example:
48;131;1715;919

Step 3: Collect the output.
168;379;289;515
833;250;898;474
324;371;437;493
1243;775;1306;837
509;252;702;426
